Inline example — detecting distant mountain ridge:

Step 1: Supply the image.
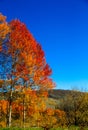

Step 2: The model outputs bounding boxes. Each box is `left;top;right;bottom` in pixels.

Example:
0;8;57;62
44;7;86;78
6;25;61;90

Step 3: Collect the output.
48;89;83;99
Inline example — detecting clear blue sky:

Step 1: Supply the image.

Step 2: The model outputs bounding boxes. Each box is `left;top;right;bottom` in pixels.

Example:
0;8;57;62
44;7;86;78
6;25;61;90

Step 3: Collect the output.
0;0;88;90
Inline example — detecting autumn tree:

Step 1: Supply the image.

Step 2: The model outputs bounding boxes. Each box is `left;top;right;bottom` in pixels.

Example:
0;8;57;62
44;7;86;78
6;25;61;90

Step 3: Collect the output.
0;13;55;127
31;108;66;130
9;20;55;90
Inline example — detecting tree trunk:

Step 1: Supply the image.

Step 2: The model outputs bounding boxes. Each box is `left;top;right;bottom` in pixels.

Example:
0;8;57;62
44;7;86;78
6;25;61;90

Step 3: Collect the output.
8;89;12;127
23;97;26;128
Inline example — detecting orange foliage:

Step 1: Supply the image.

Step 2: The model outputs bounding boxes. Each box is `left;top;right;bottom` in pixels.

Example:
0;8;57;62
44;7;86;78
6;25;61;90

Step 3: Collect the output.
45;108;54;116
8;19;55;90
0;13;56;128
0;13;10;49
55;109;66;117
0;100;8;114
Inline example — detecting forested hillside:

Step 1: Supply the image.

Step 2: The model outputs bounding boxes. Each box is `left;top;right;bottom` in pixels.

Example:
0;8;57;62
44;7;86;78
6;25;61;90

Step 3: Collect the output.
48;89;88;127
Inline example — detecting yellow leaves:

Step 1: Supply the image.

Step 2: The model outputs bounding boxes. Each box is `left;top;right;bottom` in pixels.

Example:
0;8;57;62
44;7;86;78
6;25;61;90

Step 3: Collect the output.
0;23;9;37
0;13;6;22
0;13;10;44
0;121;6;127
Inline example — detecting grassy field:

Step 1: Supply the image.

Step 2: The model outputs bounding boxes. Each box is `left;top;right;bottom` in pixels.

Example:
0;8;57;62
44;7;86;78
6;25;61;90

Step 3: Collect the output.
0;127;88;130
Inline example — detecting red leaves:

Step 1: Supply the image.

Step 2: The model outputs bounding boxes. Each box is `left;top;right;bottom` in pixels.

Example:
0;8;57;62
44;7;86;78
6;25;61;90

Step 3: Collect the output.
8;19;55;90
0;14;55;91
0;14;57;128
12;102;23;113
9;20;36;52
43;64;52;76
